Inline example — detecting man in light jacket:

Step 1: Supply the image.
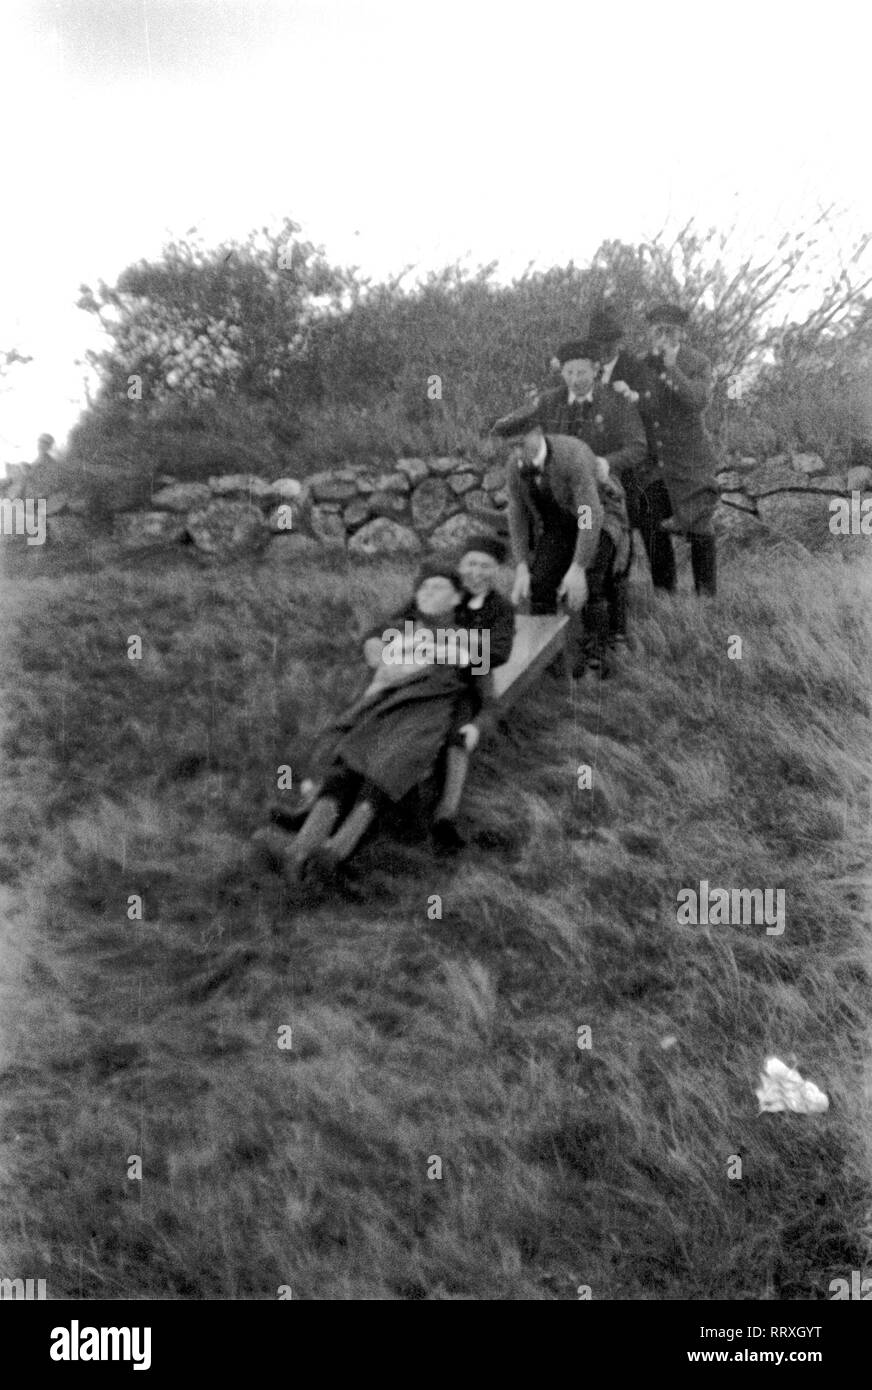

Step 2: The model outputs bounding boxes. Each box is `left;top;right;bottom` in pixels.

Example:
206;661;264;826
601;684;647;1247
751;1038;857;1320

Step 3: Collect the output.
500;421;614;678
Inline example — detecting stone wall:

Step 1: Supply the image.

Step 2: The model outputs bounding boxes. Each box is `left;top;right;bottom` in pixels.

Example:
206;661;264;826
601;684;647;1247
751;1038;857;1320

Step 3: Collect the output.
711;454;872;542
5;454;511;562
5;450;872;562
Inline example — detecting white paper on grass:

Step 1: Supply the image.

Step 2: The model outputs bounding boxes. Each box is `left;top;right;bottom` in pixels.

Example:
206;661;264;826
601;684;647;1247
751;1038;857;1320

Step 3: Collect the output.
755;1056;829;1114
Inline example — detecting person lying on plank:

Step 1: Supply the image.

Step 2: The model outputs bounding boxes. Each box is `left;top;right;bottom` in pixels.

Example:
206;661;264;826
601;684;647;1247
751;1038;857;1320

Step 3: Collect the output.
269;538;517;855
254;563;486;881
431;534;515;852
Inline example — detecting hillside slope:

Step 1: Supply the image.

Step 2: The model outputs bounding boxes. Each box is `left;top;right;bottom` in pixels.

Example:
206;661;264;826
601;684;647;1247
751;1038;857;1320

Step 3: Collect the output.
0;542;870;1300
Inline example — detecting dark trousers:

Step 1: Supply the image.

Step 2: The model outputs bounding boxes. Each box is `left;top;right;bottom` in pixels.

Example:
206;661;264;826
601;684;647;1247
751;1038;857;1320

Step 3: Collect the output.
321;761;390;819
624;475;676;591
689;533;717;596
608;536;633;638
530;522;617;673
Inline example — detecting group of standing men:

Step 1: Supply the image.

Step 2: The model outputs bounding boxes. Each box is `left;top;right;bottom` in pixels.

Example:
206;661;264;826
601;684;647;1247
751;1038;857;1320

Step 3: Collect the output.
491;302;720;678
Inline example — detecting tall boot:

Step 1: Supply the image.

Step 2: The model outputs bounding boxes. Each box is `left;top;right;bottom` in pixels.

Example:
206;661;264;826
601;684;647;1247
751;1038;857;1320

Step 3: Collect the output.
285;796;340;874
648;528;677;591
690;533;717;597
574;597;610;679
432;746;471;852
608;573;629;642
565;607;588;679
434;746;471;821
317;798;378;866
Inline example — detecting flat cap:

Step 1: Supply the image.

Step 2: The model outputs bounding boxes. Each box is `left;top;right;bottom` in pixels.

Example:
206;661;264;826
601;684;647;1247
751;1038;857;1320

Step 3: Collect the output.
490;404;544;438
457;533;506;563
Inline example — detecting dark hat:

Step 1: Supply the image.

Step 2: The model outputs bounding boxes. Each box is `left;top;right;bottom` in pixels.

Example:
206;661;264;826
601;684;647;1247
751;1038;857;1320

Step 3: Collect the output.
491;406;545;439
646;302;689;327
458;534;506;563
414;561;463;590
556;338;601;366
588;307;624;345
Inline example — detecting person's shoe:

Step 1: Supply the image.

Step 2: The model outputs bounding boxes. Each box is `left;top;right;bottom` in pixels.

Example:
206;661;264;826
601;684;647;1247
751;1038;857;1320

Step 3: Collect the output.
304;843;345;887
270;806;314;833
572;656;612;682
432;818;467;853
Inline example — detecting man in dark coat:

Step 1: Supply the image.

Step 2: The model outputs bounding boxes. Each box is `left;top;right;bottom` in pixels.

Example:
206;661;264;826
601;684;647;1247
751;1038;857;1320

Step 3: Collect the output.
587;307;679;593
643;303;719;596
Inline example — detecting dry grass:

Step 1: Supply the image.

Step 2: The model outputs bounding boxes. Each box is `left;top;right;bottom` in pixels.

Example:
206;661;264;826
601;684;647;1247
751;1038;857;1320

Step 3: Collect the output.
0;539;870;1300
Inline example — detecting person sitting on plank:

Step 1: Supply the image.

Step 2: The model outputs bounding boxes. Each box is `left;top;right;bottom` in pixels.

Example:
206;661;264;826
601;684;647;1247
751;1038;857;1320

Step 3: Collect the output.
431;534;516;853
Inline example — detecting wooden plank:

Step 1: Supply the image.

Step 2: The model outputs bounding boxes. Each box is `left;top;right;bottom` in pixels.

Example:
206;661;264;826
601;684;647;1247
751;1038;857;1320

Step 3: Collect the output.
490;612;568;708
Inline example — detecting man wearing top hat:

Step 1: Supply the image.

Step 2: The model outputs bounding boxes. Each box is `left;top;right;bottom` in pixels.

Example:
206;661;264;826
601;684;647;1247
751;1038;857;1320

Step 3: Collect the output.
643;302;719;596
587;307;679;594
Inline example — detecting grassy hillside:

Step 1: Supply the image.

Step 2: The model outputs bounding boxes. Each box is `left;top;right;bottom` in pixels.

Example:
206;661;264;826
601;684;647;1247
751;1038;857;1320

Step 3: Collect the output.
0;540;870;1300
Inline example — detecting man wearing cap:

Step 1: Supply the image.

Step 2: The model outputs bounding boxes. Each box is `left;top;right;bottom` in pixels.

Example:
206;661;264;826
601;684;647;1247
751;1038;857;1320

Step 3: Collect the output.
492;418;614;679
644;303;719;596
492;338;640;652
587;308;679;595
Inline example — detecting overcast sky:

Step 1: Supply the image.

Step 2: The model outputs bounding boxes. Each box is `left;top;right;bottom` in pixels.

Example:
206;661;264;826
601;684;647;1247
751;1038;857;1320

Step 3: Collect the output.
1;0;870;462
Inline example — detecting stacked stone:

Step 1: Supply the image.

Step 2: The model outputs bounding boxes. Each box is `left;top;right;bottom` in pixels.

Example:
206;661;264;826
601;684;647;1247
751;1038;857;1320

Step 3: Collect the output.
712;453;872;541
7;449;871;558
301;455;506;558
86;455;510;560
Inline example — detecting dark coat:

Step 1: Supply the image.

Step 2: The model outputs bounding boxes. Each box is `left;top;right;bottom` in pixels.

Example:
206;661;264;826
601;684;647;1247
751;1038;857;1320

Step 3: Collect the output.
599;350;663;488
640;345;719;533
459;589;515;669
451;588;516;726
601;348;651;396
506;433;603;572
331;663;472;802
330;596;510;801
532;383;647;483
534;383;636;570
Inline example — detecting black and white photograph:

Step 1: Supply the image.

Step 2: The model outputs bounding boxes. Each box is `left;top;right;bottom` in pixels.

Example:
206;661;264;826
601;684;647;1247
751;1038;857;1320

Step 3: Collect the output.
1;0;871;1340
